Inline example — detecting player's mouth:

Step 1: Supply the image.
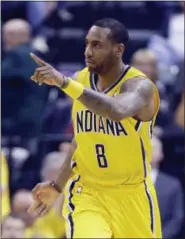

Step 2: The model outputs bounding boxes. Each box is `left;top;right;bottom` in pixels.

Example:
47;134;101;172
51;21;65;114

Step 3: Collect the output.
85;59;95;66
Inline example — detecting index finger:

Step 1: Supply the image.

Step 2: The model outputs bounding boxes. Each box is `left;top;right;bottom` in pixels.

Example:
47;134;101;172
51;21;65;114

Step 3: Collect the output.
27;200;42;214
32;183;41;198
30;53;48;66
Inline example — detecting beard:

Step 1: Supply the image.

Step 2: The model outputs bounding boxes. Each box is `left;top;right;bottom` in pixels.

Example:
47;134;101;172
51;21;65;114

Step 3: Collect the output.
87;63;104;74
87;53;116;74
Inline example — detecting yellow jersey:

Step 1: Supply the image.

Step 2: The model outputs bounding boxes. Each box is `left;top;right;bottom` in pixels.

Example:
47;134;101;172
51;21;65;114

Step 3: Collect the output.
1;153;11;219
72;66;160;186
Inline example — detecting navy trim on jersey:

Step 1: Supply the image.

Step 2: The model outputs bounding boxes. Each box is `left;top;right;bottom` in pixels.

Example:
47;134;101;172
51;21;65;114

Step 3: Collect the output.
68;175;80;238
140;138;147;178
90;65;131;94
140;138;154;233
144;181;154;233
71;161;77;169
149;119;153;138
135;120;141;131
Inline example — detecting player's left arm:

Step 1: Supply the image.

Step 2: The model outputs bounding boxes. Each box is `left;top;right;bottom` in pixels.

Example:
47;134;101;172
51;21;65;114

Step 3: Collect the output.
78;77;155;122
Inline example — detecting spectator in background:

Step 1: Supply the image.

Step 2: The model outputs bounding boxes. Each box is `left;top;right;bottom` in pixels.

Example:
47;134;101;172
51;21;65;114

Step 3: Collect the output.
131;49;166;97
172;60;185;111
151;135;184;238
11;189;55;238
131;49;158;81
150;1;184;68
33;152;66;238
2;19;49;139
1;153;11;220
42;97;72;135
175;91;184;130
41;151;66;182
11;189;37;238
168;1;184;60
1;213;26;238
131;49;173;128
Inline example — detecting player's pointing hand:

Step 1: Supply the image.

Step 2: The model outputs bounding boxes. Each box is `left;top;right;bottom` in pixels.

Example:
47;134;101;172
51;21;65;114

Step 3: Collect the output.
30;53;65;88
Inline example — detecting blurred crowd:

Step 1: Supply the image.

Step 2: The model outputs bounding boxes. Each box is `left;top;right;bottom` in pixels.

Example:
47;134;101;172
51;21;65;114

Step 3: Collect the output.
1;1;184;238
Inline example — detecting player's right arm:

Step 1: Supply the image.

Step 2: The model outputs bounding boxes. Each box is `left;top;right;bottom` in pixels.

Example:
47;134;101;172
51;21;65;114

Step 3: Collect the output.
28;138;77;217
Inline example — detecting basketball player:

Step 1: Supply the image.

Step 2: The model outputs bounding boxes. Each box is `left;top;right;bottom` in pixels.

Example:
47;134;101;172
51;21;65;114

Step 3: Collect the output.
28;18;162;238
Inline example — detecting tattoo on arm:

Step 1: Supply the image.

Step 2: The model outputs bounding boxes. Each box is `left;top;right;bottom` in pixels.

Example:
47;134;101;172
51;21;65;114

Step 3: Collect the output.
54;138;77;191
78;77;154;121
114;77;154;120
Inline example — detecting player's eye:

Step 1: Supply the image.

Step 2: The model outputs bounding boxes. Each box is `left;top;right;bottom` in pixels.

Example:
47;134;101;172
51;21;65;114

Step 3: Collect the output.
96;44;101;49
93;43;101;49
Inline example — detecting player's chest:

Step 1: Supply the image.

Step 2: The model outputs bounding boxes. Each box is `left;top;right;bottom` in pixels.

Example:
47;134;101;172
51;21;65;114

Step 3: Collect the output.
72;97;132;137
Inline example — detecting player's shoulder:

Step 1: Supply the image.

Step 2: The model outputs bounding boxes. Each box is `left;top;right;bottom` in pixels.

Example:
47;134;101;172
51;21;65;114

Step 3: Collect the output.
120;66;150;91
73;67;89;83
124;66;157;90
77;67;89;77
127;66;147;79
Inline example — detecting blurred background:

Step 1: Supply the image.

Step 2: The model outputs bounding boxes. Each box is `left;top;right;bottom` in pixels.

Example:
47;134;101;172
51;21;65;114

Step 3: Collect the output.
1;1;184;238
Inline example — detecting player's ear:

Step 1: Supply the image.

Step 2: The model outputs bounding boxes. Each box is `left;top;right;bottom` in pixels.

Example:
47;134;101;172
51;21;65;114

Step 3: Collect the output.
116;43;124;58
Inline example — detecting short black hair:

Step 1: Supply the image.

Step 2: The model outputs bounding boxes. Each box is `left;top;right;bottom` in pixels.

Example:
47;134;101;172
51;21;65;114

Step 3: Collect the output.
93;18;129;44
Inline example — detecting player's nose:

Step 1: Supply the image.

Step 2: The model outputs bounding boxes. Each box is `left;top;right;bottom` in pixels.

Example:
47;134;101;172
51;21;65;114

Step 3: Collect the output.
84;45;93;58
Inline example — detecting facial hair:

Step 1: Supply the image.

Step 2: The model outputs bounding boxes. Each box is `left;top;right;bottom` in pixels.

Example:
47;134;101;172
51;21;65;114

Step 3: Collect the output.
88;51;116;74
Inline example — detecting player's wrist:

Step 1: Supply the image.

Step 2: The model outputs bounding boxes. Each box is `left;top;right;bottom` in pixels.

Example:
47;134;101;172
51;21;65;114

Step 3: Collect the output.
59;75;70;89
49;180;62;194
60;77;84;99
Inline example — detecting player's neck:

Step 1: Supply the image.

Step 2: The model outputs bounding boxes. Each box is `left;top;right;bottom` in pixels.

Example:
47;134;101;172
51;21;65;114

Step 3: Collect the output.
97;61;126;92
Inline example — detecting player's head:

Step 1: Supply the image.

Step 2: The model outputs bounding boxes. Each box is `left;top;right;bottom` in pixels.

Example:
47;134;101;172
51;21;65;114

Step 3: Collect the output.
41;151;67;181
1;213;26;238
85;18;129;74
12;189;35;227
3;19;31;52
131;49;158;82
